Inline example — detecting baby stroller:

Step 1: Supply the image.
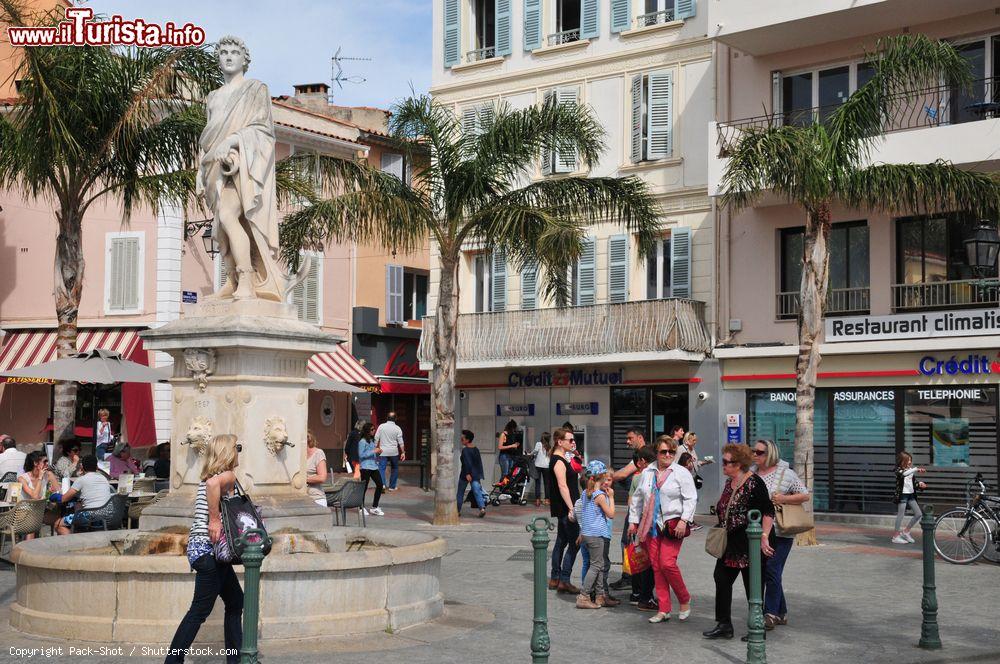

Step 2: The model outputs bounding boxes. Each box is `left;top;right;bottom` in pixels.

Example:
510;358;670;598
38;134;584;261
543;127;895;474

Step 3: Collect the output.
487;454;531;506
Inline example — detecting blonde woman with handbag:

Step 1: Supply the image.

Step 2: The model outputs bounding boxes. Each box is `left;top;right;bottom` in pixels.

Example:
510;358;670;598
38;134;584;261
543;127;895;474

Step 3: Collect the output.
751;439;810;631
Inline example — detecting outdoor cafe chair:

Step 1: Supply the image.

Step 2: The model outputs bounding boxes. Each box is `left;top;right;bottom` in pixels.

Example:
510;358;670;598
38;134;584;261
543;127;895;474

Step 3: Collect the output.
0;498;47;558
0;471;17;484
72;494;128;533
328;479;366;528
127;489;168;528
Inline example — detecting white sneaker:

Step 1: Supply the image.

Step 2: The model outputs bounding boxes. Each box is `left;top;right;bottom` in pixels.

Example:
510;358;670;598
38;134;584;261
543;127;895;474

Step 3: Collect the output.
891;535;908;544
902;531;915;543
369;507;385;516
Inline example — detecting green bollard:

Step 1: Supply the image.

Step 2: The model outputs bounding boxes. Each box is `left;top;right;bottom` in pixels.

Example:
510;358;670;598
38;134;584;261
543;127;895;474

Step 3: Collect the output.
745;509;766;664
918;505;942;650
239;528;272;664
527;516;554;664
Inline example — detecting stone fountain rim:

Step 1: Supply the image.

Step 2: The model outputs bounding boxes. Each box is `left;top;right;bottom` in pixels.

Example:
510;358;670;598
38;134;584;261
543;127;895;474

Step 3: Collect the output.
10;528;447;574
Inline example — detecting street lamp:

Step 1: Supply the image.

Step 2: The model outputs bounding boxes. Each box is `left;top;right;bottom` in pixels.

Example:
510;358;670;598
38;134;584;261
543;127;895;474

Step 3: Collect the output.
184;219;219;259
964;222;1000;277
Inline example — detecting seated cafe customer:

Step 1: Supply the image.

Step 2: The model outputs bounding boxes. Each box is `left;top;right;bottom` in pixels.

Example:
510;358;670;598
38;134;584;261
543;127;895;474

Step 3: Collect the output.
50;455;113;535
53;440;83;480
109;442;141;479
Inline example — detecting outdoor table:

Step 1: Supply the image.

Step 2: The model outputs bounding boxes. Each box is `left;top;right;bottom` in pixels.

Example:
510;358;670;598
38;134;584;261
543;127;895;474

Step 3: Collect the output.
964;101;1000;119
127;491;158;501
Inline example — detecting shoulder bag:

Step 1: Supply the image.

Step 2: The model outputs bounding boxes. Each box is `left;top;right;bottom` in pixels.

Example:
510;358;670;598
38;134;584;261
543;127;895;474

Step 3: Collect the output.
773;467;814;537
705;484;733;559
213;477;271;564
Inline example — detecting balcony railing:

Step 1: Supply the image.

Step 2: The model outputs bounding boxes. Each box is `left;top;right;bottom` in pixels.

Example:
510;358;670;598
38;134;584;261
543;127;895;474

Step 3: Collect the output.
717;77;998;154
636;9;675;28
466;46;496;62
892;279;999;312
776;287;871;319
547;29;581;46
417;298;712;365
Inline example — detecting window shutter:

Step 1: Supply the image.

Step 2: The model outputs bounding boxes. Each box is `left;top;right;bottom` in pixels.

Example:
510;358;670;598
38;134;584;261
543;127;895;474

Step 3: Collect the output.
576;237;596;305
670;227;691;299
610;0;631;33
381;152;403;179
385;264;404;323
647;70;673;159
303;260;320;324
554;87;579;173
521;261;538;310
443;0;460;67
108;236;140;311
541;89;554;174
608;235;629;303
523;0;542;51
491;251;507;312
630;74;643;163
580;0;600;39
495;0;512;56
462;106;479;135
676;0;697;20
771;70;783;123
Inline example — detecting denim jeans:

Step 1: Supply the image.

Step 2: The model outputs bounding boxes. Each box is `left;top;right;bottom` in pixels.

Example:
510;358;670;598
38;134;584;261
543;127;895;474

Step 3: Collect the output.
457;477;486;511
580;541;590;585
378;455;400;489
498;453;514;480
764;535;794;616
165;554;243;664
550;515;580;583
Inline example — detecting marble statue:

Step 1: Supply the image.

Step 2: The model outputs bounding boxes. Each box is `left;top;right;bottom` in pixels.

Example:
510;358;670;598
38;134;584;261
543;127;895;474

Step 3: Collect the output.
197;35;285;301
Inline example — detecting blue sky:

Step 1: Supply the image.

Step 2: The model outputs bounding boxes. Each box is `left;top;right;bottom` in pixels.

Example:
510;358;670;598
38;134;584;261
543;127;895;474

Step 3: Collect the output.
90;0;431;110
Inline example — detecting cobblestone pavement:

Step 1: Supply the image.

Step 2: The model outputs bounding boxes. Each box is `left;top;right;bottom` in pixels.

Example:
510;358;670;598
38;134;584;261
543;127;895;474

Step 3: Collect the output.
1;481;997;663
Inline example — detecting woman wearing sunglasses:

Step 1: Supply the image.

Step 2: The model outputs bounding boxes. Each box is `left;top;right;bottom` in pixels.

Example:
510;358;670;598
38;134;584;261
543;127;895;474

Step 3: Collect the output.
751;439;809;630
703;443;775;641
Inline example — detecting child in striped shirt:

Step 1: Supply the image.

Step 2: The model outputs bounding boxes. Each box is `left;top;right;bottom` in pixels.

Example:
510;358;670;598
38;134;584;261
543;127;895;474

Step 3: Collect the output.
575;460;617;609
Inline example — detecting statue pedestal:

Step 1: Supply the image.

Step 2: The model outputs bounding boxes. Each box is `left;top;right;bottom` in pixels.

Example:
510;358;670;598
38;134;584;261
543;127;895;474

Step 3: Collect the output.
139;300;341;532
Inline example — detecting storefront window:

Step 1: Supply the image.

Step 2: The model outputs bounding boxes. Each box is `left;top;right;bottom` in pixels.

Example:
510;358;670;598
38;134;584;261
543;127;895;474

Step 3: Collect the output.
829;390;897;514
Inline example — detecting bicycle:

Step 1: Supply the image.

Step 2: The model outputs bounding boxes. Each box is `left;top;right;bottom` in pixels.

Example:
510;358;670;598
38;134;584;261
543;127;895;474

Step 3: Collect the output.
933;473;1000;564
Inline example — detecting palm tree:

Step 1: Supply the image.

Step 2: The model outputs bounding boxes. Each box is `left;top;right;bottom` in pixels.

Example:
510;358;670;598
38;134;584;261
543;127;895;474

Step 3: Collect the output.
719;34;1000;543
280;95;661;525
0;1;221;443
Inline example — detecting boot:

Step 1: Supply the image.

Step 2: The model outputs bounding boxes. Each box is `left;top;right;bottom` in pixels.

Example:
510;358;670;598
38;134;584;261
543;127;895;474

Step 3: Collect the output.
596;594;621;607
703;622;734;639
557;581;580;594
576;593;601;609
547;579;558;590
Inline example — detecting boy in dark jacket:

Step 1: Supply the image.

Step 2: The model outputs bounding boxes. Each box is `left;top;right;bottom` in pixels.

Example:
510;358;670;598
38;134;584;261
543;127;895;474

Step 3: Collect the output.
458;429;486;518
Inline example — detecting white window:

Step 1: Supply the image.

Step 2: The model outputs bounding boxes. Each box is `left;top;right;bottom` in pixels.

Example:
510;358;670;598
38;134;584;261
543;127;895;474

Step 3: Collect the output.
541;86;580;174
380;152;404;180
776;61;874;126
646;237;671;299
645;227;691;299
291;252;323;325
630;70;674;163
473;252;506;312
639;0;675;26
403;271;429;321
558;237;596;307
104;232;144;315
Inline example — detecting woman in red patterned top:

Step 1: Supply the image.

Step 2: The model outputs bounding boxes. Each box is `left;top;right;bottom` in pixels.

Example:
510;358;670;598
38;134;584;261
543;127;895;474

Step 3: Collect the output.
702;443;775;641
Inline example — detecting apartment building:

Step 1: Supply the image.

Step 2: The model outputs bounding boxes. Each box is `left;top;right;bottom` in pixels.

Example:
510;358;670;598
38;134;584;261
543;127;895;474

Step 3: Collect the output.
428;0;719;486
709;0;1000;514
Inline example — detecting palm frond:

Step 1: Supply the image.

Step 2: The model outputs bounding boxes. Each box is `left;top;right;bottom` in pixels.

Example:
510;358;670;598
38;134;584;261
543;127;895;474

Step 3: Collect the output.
844;161;1000;218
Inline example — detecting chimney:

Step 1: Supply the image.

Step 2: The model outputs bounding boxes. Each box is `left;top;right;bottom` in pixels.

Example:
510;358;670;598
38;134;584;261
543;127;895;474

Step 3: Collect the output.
291;83;331;112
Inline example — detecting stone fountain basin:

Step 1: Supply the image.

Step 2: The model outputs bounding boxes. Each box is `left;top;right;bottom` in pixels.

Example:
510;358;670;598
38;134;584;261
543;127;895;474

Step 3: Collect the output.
9;528;446;643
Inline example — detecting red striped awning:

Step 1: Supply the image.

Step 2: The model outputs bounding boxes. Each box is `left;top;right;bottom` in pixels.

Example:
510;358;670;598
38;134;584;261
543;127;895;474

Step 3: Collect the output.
0;328;142;378
308;345;379;386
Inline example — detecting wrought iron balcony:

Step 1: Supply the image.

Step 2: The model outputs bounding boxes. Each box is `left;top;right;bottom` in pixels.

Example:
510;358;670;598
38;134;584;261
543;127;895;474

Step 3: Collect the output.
547;29;581;46
892;279;999;312
717;77;999;155
777;287;871;319
418;298;712;366
466;46;496;63
636;9;675;28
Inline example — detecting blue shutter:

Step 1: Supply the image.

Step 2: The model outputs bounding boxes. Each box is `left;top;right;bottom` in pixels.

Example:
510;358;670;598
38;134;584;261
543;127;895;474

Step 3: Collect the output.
630;74;643;163
670;227;691;299
646;70;673;159
524;0;542;51
541;89;554;174
608;235;629;303
576;238;596;306
521;262;538;309
554;87;579;173
491;251;507;311
676;0;696;20
495;0;512;56
581;0;600;39
443;0;461;67
610;0;631;33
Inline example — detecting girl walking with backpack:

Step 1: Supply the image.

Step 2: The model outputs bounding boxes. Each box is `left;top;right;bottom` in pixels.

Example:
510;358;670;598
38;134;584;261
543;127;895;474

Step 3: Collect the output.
574;460;617;609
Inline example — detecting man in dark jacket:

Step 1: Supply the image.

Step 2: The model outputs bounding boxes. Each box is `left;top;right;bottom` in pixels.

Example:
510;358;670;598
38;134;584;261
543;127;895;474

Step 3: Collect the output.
457;430;486;518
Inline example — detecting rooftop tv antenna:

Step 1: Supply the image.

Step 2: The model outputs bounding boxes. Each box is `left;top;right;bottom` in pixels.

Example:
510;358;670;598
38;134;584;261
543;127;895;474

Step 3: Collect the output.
331;46;371;92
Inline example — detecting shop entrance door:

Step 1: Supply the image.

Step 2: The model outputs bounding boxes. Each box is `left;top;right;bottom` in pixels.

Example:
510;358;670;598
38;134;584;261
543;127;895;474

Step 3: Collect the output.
611;386;689;470
651;387;688;440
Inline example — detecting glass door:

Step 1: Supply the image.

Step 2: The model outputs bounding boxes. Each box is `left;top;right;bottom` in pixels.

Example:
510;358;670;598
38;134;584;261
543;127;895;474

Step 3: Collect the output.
651;387;687;440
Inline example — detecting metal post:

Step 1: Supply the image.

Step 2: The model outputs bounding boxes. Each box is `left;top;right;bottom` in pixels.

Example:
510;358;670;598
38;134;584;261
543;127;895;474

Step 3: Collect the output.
745;509;766;664
918;505;942;650
527;516;554;664
239;528;272;664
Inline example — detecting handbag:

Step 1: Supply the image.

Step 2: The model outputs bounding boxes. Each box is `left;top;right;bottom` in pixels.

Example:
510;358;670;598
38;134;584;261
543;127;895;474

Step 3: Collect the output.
705;482;734;559
663;517;692;540
214;477;270;564
773;467;814;536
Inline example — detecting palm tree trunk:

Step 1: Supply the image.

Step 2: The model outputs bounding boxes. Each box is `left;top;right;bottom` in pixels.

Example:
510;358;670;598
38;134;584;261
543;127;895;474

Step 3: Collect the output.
431;247;460;526
794;202;831;546
52;206;84;445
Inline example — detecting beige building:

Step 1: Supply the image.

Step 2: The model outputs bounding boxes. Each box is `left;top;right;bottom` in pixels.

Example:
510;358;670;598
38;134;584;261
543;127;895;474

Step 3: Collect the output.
428;0;719;488
709;0;1000;513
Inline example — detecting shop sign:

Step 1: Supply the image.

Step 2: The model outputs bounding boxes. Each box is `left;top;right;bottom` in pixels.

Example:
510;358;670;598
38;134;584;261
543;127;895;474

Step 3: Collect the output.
556;402;598;415
918;353;998;377
914;388;987;402
182;290;198;304
0;376;55;384
507;367;624;388
826;308;1000;343
383;340;427;379
833;390;894;402
726;414;742;444
497;404;535;417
